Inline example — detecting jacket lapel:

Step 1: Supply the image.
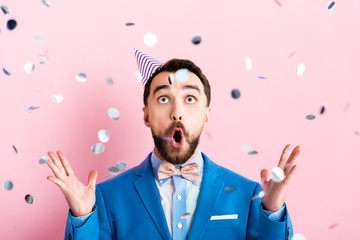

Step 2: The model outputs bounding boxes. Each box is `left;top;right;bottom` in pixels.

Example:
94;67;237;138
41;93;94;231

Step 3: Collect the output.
188;152;224;240
133;153;172;240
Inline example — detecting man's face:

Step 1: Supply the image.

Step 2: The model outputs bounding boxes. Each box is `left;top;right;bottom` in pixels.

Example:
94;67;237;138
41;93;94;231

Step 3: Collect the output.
143;71;211;165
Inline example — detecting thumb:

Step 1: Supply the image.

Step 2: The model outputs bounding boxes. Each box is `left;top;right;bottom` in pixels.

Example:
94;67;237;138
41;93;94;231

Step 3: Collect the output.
260;169;270;190
87;169;98;189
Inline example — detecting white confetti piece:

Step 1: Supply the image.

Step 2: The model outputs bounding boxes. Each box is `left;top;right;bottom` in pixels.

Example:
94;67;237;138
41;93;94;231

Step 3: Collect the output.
144;32;157;47
291;233;306;240
76;73;87;82
271;167;285;182
52;93;64;103
98;129;110;143
24;61;34;73
246;57;252;71
175;68;190;83
91;143;105;154
108;108;120;120
297;63;305;76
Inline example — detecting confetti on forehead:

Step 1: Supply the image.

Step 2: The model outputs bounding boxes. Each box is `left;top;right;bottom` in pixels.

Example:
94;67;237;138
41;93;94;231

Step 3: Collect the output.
133;49;164;86
168;74;175;85
175;68;190;83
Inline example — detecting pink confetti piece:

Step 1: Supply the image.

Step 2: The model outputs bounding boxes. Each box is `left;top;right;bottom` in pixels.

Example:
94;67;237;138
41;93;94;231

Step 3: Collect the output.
289;51;296;58
162;136;173;141
274;0;282;7
181;213;191;219
329;223;338;229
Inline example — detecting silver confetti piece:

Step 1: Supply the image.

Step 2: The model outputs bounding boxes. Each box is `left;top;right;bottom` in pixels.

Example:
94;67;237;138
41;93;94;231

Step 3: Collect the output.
7;19;17;30
306;114;316;120
76;73;87;83
1;5;9;15
12;145;18;153
125;22;135;26
108;108;120;120
106;76;114;86
24;61;35;73
168;74;175;85
25;194;35;204
271;167;285;182
42;0;51;7
327;1;335;10
3;68;10;76
291;233;306;240
191;35;201;45
297;63;305;76
246;57;252;71
224;186;235;191
143;32;157;47
231;89;241;99
52;93;64;103
3;180;13;191
39;156;49;164
116;161;127;171
175;68;190;83
35;34;46;42
108;166;119;175
135;71;142;83
98;129;110;143
91;143;105;154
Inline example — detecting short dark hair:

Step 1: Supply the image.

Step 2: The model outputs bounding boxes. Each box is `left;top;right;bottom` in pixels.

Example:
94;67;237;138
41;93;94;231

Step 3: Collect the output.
143;59;211;107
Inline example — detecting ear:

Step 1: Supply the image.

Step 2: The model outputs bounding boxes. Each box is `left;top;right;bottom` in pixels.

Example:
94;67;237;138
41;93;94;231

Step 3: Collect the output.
142;106;151;128
204;107;211;126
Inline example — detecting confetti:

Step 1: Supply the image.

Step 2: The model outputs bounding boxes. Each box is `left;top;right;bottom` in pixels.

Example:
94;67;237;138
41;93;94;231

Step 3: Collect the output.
175;68;190;83
251;190;265;200
3;180;13;191
135;71;142;83
241;144;258;154
116;161;127;171
52;93;64;103
271;167;285;182
35;34;46;42
162;136;173;141
320;105;326;114
25;194;35;204
257;76;267;79
274;0;282;7
7;19;17;30
40;57;48;64
3;68;10;76
39;156;49;164
12;145;18;153
224;186;235;191
42;0;51;7
191;35;201;45
248;150;258;155
24;61;35;73
98;129;110;143
144;32;157;47
306;114;316;120
125;22;135;26
231;89;241;99
181;213;191;219
91;143;105;154
246;57;252;71
291;233;306;240
297;63;305;76
327;1;335;10
27;106;40;114
329;223;338;229
1;5;9;15
106;76;114;86
108;166;119;175
76;73;87;83
168;74;175;85
108;108;120;120
289;51;296;58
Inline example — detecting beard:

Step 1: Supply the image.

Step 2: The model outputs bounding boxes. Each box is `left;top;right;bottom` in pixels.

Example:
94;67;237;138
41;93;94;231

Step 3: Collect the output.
151;121;202;165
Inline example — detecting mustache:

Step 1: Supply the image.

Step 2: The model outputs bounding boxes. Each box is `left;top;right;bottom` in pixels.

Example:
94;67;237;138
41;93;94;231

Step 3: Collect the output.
165;121;189;139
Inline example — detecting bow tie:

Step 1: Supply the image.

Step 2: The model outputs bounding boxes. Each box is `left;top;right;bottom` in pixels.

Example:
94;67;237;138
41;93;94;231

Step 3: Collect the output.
157;161;199;183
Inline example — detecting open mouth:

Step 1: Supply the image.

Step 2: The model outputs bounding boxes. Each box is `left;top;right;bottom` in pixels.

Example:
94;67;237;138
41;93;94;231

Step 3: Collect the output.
171;128;184;148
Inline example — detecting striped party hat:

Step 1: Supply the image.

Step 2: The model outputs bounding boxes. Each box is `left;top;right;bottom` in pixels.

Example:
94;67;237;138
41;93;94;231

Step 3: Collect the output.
134;48;164;86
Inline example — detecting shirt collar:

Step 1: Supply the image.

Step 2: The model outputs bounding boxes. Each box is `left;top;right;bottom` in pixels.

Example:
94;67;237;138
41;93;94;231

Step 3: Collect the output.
151;148;204;186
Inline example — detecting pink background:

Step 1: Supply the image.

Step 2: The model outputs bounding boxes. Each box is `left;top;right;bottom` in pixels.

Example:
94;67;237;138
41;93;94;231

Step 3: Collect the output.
1;0;360;239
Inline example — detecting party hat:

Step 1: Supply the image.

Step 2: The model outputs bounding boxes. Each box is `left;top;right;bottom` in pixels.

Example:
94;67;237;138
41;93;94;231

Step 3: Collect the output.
134;48;164;86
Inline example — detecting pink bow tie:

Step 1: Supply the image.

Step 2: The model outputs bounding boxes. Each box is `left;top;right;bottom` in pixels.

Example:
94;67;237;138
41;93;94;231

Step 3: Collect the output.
157;161;199;183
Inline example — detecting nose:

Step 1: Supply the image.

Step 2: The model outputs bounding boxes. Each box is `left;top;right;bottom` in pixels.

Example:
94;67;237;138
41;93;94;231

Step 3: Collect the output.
171;101;183;121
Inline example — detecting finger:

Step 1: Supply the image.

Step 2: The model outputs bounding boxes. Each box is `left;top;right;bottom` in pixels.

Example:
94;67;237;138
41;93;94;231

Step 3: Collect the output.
57;151;74;176
47;175;66;190
46;155;64;180
278;144;291;169
87;170;98;190
284;146;301;175
48;151;66;177
283;164;298;186
260;169;270;191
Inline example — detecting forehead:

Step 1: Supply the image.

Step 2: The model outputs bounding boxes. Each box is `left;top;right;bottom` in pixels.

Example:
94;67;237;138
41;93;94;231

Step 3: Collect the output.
150;71;204;94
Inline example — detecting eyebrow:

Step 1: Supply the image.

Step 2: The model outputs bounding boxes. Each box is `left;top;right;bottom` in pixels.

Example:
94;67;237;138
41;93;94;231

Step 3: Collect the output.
153;84;201;96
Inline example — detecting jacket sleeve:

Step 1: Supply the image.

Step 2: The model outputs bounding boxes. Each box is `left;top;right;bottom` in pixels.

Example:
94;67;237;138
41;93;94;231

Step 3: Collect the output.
64;186;113;240
246;183;293;240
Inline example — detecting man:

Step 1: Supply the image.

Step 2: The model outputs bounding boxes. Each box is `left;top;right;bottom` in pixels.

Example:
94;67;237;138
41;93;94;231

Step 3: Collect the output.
46;49;300;240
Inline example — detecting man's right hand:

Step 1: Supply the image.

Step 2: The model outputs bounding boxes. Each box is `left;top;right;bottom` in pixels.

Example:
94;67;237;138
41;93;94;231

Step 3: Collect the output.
46;151;97;217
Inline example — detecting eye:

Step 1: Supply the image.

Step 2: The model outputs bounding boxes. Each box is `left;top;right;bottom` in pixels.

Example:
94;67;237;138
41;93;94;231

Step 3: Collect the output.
186;96;196;103
158;96;169;103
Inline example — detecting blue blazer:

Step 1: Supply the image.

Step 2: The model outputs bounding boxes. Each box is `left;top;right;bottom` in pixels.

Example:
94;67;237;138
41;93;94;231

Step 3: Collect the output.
65;152;293;240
